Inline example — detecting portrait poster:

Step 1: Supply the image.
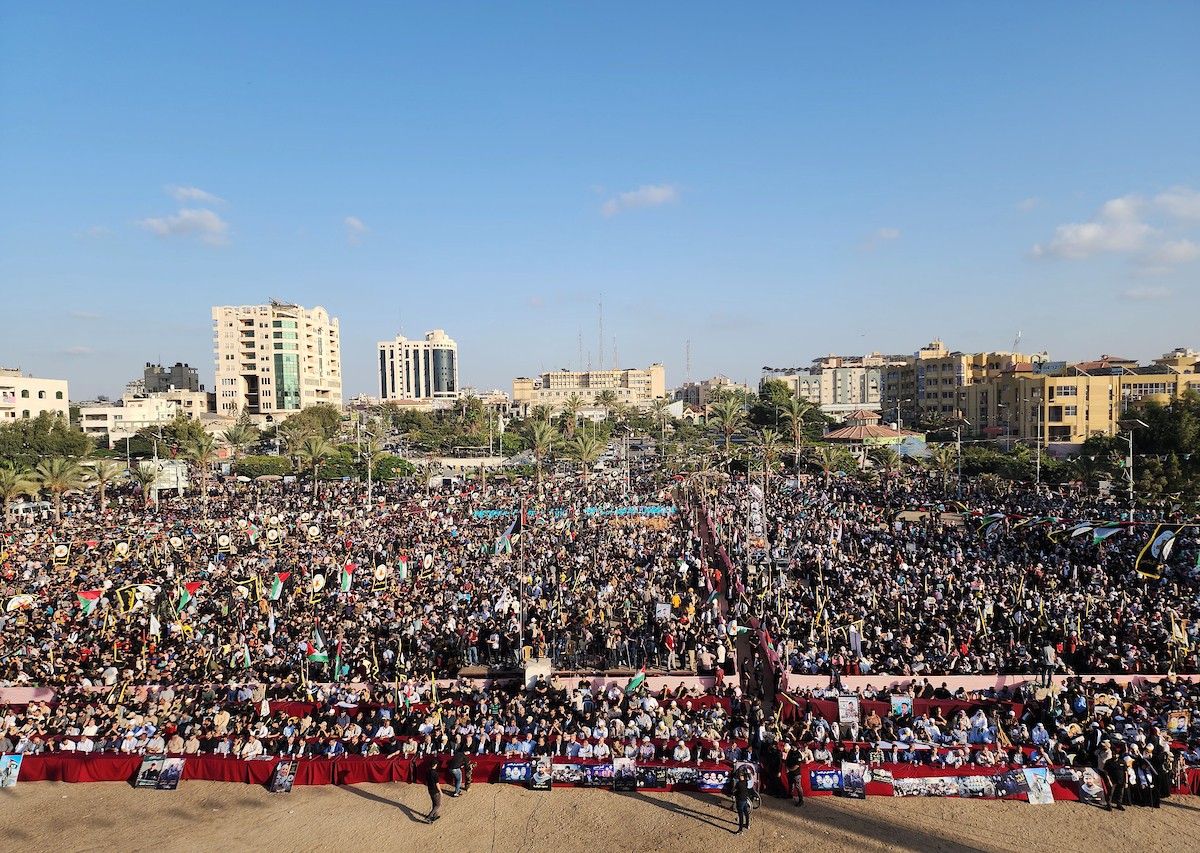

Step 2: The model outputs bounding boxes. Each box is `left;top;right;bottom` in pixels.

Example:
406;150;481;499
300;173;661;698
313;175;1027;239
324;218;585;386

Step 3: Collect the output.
868;768;893;793
1024;768;1055;805
270;759;297;793
696;768;730;791
551;763;584;785
666;767;700;789
501;761;531;784
890;695;913;718
840;761;866;799
636;765;668;789
612;757;637;792
156;757;185;790
1076;767;1107;808
581;763;613;788
0;754;22;788
135;756;165;789
1167;710;1190;736
809;768;843;793
654;602;671;619
837;695;861;725
1092;694;1120;717
529;757;552;791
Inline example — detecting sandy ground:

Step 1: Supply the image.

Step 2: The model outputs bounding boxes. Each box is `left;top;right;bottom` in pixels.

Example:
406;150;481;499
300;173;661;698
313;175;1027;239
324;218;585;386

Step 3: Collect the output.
1;781;1197;853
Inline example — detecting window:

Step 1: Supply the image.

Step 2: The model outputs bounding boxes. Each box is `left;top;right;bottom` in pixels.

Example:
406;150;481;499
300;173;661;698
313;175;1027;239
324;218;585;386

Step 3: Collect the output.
1056;385;1077;397
21;410;30;418
37;390;45;398
55;391;63;399
1064;405;1077;417
20;389;29;398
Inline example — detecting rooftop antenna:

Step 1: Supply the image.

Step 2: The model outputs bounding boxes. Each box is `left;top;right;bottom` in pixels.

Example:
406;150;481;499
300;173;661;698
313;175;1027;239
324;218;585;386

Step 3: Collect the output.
578;329;584;373
686;339;691;383
1013;330;1021;354
612;336;619;372
598;294;605;371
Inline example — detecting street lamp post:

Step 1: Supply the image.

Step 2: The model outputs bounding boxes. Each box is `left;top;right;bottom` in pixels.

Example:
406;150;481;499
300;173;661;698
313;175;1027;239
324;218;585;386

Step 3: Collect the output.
1117;418;1149;517
955;419;971;496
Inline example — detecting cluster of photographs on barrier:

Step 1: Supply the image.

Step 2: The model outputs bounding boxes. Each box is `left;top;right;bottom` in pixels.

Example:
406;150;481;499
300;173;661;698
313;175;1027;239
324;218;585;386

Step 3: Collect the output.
500;757;760;793
813;762;1106;806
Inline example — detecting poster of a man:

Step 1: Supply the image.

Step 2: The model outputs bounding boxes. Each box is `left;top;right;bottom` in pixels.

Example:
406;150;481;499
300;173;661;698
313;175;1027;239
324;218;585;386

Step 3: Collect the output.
0;755;22;788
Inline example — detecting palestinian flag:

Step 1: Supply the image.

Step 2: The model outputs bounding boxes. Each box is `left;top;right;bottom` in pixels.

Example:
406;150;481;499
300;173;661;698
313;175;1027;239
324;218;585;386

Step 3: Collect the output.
305;641;328;664
397;556;409;580
178;581;203;613
333;639;343;678
1092;524;1124;545
340;564;356;593
242;645;252;668
269;572;290;601
77;589;103;615
706;588;721;606
624;665;646;696
494;503;526;554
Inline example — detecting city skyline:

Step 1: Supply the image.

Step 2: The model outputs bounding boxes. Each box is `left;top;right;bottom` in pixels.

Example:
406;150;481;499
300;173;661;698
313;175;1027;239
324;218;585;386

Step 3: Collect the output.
2;4;1198;399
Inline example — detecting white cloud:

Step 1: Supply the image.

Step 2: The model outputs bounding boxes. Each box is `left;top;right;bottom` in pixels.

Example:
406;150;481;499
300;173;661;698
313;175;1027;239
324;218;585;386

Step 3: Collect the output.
167;185;225;204
138;208;230;246
601;184;679;217
58;345;95;356
1121;286;1173;300
1017;198;1040;211
1138;239;1200;267
1155;186;1200;220
344;216;369;245
875;227;900;240
1032;194;1154;259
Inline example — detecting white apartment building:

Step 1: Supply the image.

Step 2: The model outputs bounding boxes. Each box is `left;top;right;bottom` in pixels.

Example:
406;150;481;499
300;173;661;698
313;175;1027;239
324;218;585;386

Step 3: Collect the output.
213;301;342;422
0;368;69;421
378;329;459;403
78;395;179;444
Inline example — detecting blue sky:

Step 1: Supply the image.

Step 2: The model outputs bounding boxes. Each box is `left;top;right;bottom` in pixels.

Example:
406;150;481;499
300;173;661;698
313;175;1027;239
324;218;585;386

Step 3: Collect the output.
2;2;1198;400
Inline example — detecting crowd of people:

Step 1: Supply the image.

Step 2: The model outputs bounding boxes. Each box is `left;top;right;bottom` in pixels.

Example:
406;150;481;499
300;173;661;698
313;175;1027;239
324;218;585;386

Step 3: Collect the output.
3;453;1200;807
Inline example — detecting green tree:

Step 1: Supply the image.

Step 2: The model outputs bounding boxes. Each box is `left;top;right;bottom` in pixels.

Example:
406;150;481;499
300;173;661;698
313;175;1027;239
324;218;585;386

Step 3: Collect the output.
282;404;343;440
184;432;219;515
778;396;815;471
809;444;851;485
594;390;618;421
708;397;747;457
568;433;604;488
296;436;336;496
925;444;958;493
127;462;159;506
561;393;586;439
87;460;125;515
526;421;558;486
233;455;294;479
0;464;37;523
870;445;902;479
33;457;90;522
221;421;258;460
750;428;787;498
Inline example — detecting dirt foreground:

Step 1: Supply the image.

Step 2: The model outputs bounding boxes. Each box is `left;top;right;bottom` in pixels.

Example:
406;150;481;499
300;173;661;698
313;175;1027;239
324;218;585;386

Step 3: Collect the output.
2;780;1197;853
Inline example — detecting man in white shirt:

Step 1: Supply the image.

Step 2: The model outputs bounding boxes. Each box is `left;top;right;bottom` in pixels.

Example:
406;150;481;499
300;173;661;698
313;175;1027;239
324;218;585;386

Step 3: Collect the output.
672;740;692;763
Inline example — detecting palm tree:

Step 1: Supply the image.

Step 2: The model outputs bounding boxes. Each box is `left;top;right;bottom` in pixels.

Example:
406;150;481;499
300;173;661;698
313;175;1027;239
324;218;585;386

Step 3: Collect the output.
530;404;553;424
561;393;586;439
870;446;902;480
88;460;125;515
708;398;747;458
0;464;37;523
925;444;958;493
778;396;815;472
594;390;618;421
296;436;336;497
750;428;787;498
127;462;159;507
185;432;219;515
649;397;671;445
568;433;604;489
221;422;257;460
33;457;90;522
809;444;850;486
526;421;558;486
1071;455;1111;491
276;419;314;463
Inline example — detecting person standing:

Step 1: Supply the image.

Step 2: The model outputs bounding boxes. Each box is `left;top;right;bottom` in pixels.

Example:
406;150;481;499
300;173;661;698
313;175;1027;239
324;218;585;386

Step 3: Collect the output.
426;758;443;823
733;766;754;835
448;749;468;797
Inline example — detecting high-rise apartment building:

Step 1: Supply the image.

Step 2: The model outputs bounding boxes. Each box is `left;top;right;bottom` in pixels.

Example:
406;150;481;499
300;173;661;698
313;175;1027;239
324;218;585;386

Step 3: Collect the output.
143;362;201;393
881;340;1028;424
774;353;909;420
212;301;342;421
377;329;460;403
